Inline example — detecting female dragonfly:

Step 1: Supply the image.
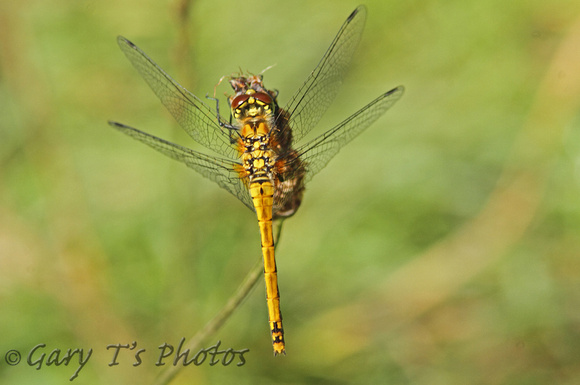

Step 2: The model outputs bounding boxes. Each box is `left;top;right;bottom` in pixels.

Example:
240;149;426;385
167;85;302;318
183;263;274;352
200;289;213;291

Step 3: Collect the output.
109;5;403;355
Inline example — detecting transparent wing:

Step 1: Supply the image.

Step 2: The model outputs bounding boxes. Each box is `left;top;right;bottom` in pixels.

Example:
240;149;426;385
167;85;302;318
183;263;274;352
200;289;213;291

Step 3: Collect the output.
281;5;367;143
109;121;254;211
296;86;404;182
116;36;238;158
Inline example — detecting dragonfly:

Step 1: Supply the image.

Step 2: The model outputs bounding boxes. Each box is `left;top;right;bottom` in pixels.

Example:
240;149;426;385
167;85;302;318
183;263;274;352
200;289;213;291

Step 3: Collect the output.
109;5;403;355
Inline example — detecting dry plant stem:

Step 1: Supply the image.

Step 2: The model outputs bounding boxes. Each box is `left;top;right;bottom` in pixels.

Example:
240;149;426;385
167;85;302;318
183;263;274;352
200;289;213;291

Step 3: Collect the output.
377;12;580;325
153;220;285;385
173;0;195;90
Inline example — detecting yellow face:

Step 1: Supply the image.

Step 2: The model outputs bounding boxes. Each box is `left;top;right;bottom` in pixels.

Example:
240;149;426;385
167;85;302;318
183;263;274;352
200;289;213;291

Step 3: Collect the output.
230;89;274;121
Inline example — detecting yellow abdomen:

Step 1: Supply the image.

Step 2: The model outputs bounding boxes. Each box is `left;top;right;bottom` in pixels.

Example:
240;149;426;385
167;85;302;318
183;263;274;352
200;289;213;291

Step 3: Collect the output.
250;177;285;355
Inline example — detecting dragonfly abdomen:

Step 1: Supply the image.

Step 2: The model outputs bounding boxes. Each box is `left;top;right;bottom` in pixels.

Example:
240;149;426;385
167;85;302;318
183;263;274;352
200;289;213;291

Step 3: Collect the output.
249;178;285;355
235;107;286;354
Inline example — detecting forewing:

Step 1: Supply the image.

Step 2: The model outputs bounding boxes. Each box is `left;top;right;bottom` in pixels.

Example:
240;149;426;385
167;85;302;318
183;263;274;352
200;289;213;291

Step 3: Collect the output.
281;6;367;143
297;86;404;182
116;36;238;158
109;121;253;211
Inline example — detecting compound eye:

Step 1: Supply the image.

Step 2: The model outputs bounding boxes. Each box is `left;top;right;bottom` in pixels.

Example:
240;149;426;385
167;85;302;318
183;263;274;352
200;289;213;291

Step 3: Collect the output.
253;92;272;105
231;94;250;110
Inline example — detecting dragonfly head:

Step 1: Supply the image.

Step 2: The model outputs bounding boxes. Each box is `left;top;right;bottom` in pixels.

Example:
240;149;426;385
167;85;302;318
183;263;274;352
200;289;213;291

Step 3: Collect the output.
229;75;277;121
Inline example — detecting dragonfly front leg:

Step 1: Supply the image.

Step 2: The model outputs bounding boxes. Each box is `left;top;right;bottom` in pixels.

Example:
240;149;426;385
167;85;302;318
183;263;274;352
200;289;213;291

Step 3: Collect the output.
206;94;240;144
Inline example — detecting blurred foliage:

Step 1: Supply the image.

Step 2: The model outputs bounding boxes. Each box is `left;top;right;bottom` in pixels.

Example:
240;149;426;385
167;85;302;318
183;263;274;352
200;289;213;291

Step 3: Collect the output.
1;0;580;384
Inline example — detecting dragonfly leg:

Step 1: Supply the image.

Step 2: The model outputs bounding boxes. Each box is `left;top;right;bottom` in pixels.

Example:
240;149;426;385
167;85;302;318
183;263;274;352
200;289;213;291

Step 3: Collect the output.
206;94;240;143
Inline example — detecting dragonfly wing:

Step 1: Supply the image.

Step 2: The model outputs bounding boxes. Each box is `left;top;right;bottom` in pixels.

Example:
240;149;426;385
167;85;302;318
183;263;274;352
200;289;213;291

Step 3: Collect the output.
281;5;367;142
296;86;404;182
116;36;238;158
109;121;253;211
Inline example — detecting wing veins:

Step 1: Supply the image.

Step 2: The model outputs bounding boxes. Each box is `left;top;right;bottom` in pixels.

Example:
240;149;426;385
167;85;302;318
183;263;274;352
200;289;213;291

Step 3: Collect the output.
297;86;404;181
109;121;253;211
116;36;237;158
281;5;368;143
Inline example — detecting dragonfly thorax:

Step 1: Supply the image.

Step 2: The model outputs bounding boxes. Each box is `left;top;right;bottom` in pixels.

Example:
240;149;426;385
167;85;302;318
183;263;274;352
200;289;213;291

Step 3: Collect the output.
239;123;275;176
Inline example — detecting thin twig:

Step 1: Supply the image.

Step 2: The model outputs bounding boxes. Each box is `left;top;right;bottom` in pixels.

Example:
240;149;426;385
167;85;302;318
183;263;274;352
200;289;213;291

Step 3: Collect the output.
173;0;196;90
153;220;285;385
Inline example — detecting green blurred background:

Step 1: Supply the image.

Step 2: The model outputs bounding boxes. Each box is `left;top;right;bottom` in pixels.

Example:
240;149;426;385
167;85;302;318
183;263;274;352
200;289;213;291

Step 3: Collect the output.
1;0;580;383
